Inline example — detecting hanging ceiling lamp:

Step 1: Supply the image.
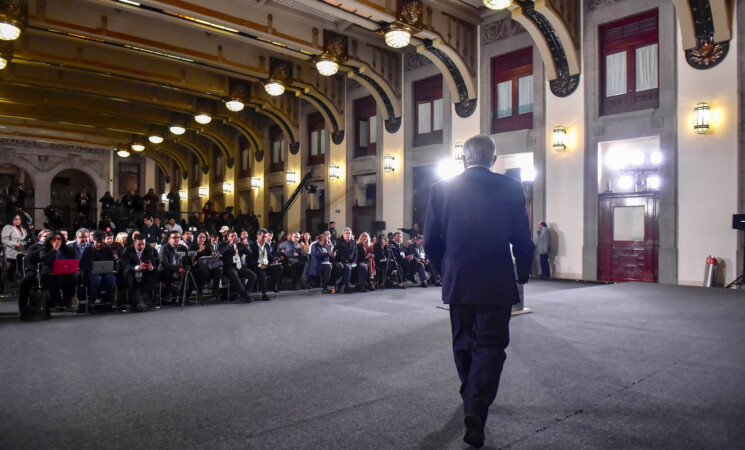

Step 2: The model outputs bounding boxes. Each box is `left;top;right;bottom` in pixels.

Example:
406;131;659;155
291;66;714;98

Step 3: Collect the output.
116;144;130;158
131;135;146;152
383;23;411;49
0;1;24;41
148;127;164;144
483;0;512;10
0;41;12;70
224;94;244;112
194;99;213;124
169;116;186;135
315;55;339;76
264;58;292;97
263;78;285;96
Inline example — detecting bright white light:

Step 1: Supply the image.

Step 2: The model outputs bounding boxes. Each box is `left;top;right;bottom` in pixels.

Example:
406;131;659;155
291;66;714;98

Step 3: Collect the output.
630;150;645;166
264;80;285;96
437;160;464;180
179;190;187;199
605;148;628;171
618;175;634;190
117;149;130;158
521;166;535;182
131;143;145;152
169;125;186;135
316;58;339;76
148;134;164;144
385;29;411;48
0;57;7;70
483;0;512;10
647;175;660;190
0;23;22;41
225;99;244;112
194;113;212;124
161;193;168;202
650;152;662;165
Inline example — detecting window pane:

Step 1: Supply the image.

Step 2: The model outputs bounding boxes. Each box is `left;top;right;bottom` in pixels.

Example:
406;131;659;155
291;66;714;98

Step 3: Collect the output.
636;44;658;92
417;102;431;134
216;156;222;176
497;80;513;118
605;51;627;97
433;98;443;131
613;206;645;241
320;129;326;155
241;149;248;171
369;116;377;144
311;130;318;156
272;141;279;163
359;119;368;148
280;141;285;162
518;75;533;114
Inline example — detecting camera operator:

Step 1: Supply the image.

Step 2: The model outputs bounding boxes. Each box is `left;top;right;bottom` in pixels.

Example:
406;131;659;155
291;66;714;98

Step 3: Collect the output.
217;230;256;303
376;234;404;289
278;232;306;290
158;231;189;304
191;231;224;299
121;234;158;311
99;191;115;213
248;228;283;300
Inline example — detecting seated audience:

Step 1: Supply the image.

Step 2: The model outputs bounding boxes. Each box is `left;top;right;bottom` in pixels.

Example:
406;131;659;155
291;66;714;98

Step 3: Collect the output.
190;231;224;298
278;232;306;290
158;231;189;304
79;231;117;311
217;231;256;303
120;233;158;311
356;232;374;291
308;233;336;293
248;228;283;300
39;231;77;310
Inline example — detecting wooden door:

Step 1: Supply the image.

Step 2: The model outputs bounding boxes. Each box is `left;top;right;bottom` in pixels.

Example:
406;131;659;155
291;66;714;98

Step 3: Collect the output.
353;205;375;236
598;192;659;283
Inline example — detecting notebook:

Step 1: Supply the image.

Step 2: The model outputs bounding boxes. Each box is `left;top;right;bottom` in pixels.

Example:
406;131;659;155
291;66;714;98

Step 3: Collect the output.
52;259;79;275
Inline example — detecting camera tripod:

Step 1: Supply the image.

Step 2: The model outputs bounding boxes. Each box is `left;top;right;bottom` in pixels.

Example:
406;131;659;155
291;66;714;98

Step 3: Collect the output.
180;265;205;309
381;244;405;291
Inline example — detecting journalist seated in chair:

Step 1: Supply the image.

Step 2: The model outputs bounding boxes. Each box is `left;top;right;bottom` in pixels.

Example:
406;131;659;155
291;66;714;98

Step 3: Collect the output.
309;233;339;294
412;235;442;287
248;228;283;300
120;233;158;312
217;230;256;303
191;231;225;298
403;236;430;288
18;230;50;313
79;231;117;312
40;231;77;310
140;216;161;246
158;231;189;304
356;232;375;291
335;227;366;293
68;227;90;259
391;232;419;284
278;231;306;290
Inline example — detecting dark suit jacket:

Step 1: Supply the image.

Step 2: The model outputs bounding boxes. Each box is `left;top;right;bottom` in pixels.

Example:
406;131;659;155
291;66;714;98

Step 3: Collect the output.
218;241;251;269
120;245;160;273
334;238;357;265
424;166;534;306
247;241;276;271
158;243;188;272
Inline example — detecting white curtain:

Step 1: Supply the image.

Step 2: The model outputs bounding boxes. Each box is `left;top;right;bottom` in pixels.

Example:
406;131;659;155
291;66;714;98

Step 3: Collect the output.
272;141;279;163
369;116;377;144
320;129;326;154
311;130;318;156
417;102;431;134
280;140;285;162
359;119;368;147
241;149;248;171
216;156;222;176
518;75;533;114
636;44;658;92
497;80;512;118
605;51;627;97
433;98;443;131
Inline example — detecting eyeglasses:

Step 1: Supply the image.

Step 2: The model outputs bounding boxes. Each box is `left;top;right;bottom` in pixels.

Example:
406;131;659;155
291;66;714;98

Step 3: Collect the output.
171;236;181;240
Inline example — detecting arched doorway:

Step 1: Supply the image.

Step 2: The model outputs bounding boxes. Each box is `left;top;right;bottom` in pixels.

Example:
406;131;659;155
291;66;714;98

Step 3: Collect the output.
51;169;96;230
0;164;35;226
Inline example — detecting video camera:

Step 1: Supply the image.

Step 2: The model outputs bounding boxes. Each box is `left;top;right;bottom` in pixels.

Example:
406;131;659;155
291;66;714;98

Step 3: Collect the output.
176;250;199;267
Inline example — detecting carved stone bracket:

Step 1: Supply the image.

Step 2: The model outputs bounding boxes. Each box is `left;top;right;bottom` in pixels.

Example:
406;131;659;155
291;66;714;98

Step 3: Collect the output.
331;130;345;145
255;150;264;163
483;18;526;45
385;116;402;134
423;40;477;118
226;157;234;169
686;38;729;70
676;0;732;70
352;68;402;133
289;142;300;155
201;165;210;175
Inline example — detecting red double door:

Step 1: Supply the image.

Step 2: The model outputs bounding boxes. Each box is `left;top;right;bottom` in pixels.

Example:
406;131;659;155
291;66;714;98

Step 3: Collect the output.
598;192;659;283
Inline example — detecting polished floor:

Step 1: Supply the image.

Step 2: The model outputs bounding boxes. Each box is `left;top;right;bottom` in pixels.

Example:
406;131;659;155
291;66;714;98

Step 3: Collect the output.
1;280;743;449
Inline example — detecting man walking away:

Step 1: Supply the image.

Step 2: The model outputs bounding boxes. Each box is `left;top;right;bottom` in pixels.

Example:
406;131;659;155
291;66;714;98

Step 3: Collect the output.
537;220;551;279
424;134;534;448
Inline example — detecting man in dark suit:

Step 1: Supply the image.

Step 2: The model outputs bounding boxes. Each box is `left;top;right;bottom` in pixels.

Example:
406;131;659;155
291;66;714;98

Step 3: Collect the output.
140;216;161;246
120;233;159;311
424;134;534;448
158;231;188;304
247;228;283;300
217;230;256;303
333;227;358;293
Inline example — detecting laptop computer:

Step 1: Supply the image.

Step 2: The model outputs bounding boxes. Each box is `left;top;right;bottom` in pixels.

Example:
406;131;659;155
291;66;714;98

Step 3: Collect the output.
91;260;114;274
52;259;79;275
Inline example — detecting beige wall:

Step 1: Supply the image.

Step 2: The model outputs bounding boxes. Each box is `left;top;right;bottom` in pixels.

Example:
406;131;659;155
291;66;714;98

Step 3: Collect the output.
380;125;404;232
545;76;585;279
328;135;347;227
677;21;739;286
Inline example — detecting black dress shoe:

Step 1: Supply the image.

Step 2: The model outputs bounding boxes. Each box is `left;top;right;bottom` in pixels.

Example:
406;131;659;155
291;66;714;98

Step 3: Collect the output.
463;414;484;448
434;281;443;287
239;295;253;303
261;293;271;301
271;287;280;293
420;282;428;288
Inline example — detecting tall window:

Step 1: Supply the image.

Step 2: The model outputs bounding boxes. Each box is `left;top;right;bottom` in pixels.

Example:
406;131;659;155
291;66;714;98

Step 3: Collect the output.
212;148;223;183
239;136;251;178
172;163;181;190
270;125;285;173
492;47;533;133
354;96;377;157
190;156;200;188
600;9;659;116
307;112;327;166
413;75;443;147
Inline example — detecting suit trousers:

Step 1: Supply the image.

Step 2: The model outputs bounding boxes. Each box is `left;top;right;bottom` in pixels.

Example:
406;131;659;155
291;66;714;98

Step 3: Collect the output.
539;253;550;279
449;303;512;426
251;264;283;293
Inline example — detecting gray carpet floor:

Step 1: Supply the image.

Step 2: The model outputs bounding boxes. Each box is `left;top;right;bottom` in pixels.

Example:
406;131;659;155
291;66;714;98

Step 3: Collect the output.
1;280;744;449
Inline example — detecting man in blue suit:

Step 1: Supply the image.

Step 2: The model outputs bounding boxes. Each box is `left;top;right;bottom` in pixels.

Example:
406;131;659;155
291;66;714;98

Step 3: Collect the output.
424;134;535;448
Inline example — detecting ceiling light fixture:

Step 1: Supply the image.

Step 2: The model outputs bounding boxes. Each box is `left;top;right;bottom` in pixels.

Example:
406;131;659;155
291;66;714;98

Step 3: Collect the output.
148;127;164;144
131;135;146;152
224;95;244;112
169;116;186;135
483;0;513;10
116;144;130;158
0;41;12;69
263;78;285;96
383;23;411;49
0;2;24;41
194;99;213;124
194;111;212;125
315;55;339;76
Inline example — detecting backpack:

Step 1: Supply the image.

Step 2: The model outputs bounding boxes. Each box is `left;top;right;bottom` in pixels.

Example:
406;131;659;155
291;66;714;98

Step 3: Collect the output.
20;283;50;322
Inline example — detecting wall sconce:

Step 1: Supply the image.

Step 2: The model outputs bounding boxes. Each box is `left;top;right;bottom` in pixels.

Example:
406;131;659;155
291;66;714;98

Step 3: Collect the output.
161;193;168;203
454;142;464;161
179;190;187;199
222;182;234;193
285;171;298;184
552;126;567;152
694;102;710;134
250;177;262;190
198;186;208;197
384;154;396;173
329;164;342;180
